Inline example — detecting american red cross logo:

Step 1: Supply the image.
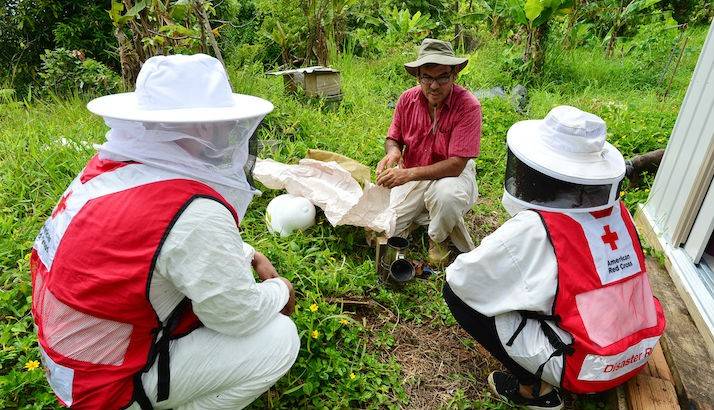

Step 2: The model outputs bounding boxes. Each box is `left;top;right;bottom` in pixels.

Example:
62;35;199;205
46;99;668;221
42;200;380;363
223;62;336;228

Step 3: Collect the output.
601;225;619;250
52;190;72;218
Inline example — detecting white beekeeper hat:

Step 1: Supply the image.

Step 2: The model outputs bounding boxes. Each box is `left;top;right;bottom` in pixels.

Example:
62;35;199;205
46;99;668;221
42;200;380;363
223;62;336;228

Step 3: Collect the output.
88;54;273;220
504;105;626;212
87;53;273;123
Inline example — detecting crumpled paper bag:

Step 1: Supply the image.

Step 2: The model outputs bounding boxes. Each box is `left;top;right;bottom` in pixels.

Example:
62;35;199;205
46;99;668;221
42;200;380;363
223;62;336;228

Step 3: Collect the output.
254;158;395;235
305;149;371;187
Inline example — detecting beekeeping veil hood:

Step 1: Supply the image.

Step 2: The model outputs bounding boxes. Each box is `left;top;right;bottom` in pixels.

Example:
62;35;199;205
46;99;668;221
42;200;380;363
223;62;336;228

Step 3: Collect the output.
87;53;273;219
503;105;626;214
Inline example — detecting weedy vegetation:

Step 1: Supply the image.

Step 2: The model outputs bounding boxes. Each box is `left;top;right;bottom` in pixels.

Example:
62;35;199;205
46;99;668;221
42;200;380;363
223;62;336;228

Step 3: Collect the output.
1;0;711;408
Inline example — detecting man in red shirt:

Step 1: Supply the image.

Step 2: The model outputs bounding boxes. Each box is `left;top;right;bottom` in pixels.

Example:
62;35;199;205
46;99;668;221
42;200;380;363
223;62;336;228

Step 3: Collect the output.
377;38;482;265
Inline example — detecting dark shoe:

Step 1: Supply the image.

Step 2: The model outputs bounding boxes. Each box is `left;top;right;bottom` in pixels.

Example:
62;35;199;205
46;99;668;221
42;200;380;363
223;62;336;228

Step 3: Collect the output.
488;371;563;410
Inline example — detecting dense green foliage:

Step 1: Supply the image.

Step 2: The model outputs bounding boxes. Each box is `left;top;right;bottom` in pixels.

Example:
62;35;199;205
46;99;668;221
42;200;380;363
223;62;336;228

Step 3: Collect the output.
38;48;123;96
0;1;711;408
0;1;116;92
3;0;712;91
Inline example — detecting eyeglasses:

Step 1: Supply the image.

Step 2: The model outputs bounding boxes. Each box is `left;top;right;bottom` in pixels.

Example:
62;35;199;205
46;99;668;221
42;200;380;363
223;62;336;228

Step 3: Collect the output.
419;74;452;85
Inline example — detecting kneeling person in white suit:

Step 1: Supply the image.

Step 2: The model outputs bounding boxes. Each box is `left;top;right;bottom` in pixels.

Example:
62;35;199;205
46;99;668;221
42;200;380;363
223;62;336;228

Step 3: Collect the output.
30;54;299;409
444;106;665;409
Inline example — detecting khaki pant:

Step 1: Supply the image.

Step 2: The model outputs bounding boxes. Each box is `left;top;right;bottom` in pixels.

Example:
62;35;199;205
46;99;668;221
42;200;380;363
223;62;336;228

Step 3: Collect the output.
389;160;477;252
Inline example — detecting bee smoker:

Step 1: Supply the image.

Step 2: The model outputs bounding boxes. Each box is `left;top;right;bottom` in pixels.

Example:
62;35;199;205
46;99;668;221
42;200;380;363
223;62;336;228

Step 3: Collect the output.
378;236;415;284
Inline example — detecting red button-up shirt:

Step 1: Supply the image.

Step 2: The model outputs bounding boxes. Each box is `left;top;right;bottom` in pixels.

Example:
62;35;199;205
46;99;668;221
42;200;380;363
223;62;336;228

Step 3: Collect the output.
387;84;481;169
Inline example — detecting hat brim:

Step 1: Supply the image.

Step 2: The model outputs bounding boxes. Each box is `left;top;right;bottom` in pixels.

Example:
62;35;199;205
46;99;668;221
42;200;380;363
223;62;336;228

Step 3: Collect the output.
404;55;468;77
507;120;626;183
87;92;274;123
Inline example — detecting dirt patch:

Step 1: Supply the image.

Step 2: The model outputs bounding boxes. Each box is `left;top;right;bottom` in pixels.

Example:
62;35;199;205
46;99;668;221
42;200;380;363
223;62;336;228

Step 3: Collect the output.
334;297;501;407
384;322;504;408
334;297;606;409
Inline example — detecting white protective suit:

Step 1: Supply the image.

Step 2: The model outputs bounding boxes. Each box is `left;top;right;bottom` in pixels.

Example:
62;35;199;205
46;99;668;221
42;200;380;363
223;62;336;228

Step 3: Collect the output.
126;198;300;410
446;106;647;389
445;209;571;387
83;54;299;409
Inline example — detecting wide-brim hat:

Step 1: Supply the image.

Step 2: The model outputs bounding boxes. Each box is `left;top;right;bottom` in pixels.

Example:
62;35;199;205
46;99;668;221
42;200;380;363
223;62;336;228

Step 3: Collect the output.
87;54;273;123
507;105;625;184
404;38;468;77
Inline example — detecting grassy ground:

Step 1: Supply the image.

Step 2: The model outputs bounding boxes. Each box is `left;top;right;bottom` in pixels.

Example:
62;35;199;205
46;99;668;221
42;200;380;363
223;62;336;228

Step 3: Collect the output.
0;24;709;409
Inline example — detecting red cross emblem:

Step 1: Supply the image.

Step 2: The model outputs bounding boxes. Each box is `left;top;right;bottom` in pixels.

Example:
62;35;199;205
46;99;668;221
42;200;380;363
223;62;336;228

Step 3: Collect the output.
601;225;619;250
52;190;72;218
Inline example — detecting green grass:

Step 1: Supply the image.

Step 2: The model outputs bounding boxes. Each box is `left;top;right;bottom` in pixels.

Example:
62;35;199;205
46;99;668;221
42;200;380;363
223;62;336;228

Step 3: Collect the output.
0;23;709;409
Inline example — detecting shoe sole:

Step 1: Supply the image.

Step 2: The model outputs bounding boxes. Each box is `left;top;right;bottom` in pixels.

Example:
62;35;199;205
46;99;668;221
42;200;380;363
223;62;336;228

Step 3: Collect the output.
487;373;564;410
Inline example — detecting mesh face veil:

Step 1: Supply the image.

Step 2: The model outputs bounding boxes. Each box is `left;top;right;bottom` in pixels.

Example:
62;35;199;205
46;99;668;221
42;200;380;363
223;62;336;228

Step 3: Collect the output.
97;117;264;218
84;54;273;219
504;147;622;213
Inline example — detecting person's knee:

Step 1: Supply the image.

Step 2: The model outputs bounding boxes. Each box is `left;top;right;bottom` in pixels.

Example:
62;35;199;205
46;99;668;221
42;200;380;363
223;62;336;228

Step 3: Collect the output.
225;317;300;403
425;180;469;211
272;315;300;369
285;319;300;365
393;213;414;236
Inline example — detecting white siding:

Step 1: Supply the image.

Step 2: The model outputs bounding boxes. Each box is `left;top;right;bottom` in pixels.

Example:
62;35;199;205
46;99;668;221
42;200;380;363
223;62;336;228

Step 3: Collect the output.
645;20;714;245
684;177;714;261
642;21;714;355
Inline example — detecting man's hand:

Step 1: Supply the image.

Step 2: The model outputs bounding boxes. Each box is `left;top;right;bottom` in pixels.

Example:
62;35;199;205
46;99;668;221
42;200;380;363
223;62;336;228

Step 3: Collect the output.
279;277;296;316
252;251;279;281
376;148;402;175
376;167;414;188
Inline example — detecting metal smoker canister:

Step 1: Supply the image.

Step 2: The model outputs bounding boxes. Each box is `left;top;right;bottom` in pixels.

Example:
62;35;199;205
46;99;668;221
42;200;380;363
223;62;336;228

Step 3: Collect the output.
379;237;414;283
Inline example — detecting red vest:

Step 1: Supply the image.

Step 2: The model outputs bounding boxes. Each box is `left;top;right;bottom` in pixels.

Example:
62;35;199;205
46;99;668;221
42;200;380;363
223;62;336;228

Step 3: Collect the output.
31;156;239;409
537;202;665;393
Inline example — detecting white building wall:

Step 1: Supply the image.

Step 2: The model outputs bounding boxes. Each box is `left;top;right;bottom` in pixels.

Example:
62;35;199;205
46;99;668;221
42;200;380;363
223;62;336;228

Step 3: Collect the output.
645;20;714;246
641;20;714;355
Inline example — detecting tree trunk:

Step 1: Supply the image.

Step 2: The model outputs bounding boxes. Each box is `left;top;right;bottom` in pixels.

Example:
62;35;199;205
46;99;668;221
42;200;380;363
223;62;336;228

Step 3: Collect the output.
315;24;328;66
492;14;501;38
121;0;147;62
282;49;291;67
453;0;462;49
198;8;208;54
524;22;549;74
606;26;619;57
194;0;224;66
115;28;141;87
625;149;665;185
564;0;580;48
305;2;328;66
137;5;158;55
606;2;625;57
303;1;316;65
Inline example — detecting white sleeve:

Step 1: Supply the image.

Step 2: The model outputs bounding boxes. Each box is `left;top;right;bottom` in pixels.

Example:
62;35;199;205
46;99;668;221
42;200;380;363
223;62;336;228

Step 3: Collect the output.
155;198;289;337
445;211;558;316
242;241;256;262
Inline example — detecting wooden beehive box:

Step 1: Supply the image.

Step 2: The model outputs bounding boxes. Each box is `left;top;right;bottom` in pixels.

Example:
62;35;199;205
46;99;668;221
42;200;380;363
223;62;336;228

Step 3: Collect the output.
268;66;342;100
